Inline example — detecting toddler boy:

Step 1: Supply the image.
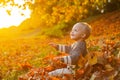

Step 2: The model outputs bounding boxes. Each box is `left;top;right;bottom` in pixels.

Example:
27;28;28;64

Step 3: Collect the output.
49;22;91;77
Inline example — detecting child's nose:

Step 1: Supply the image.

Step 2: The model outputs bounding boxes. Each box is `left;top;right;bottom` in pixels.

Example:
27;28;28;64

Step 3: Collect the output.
70;31;72;34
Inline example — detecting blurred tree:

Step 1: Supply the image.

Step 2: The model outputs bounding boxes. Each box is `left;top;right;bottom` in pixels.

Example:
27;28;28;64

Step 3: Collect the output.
1;0;119;36
104;0;120;12
30;0;120;28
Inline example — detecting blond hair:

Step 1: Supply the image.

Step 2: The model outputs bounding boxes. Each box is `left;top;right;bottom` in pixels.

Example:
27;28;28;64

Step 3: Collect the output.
77;22;91;39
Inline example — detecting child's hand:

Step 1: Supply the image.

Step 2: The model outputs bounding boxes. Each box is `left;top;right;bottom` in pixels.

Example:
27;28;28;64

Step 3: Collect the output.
49;42;58;49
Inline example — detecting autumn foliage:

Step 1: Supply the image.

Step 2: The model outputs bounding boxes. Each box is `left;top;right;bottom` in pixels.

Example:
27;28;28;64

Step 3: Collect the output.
0;4;119;80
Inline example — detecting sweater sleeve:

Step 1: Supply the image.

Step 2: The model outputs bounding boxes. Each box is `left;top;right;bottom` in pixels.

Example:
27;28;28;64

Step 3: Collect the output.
56;44;71;53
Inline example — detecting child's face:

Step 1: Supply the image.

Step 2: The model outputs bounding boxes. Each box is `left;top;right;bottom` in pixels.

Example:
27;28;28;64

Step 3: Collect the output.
70;23;85;41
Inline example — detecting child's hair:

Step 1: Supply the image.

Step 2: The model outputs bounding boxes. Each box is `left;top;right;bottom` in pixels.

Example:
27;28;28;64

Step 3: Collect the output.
77;22;91;39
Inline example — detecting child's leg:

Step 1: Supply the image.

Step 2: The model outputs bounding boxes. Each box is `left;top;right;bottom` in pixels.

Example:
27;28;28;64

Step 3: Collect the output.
48;68;72;77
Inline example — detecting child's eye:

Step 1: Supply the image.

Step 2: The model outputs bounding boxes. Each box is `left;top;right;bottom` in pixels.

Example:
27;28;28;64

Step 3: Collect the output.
74;29;78;32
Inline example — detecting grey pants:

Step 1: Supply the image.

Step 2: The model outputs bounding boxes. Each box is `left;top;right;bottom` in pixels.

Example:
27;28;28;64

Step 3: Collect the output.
48;68;72;77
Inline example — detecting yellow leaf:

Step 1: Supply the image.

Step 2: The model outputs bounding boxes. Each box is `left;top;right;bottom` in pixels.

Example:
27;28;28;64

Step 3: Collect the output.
88;55;97;65
105;64;114;71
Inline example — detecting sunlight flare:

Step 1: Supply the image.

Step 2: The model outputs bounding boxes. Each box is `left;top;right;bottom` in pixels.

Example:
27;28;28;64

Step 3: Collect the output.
0;0;34;28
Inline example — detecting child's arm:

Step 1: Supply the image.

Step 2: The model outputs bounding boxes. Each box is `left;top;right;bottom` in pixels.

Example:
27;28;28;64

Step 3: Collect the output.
49;43;71;53
60;52;80;65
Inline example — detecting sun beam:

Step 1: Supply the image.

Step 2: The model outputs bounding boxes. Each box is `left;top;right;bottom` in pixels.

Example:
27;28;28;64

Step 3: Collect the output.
0;0;34;28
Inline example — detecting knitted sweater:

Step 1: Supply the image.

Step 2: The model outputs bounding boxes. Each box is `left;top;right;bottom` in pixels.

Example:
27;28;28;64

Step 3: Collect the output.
56;40;87;65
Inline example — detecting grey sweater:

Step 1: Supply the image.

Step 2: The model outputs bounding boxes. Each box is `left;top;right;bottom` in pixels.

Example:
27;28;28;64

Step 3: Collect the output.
56;40;87;65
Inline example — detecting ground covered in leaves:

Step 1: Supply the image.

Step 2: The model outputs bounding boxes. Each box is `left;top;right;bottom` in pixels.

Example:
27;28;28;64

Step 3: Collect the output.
18;38;120;80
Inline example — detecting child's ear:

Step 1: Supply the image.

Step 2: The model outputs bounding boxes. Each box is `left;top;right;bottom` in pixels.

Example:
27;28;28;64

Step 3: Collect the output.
82;34;86;38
